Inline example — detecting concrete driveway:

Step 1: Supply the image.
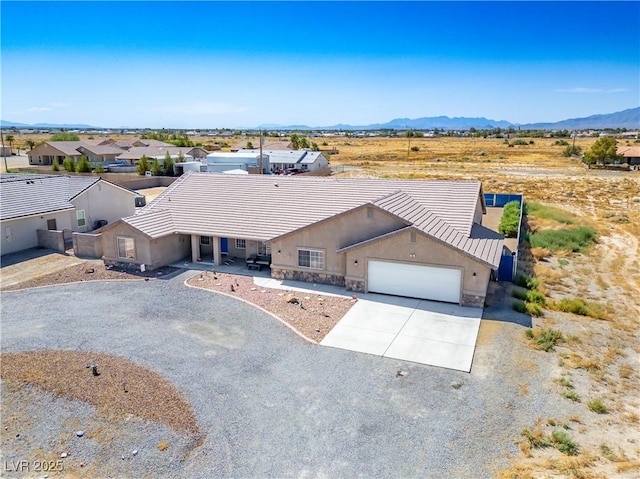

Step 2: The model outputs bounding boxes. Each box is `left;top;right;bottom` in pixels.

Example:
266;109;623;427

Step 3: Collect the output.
321;294;482;372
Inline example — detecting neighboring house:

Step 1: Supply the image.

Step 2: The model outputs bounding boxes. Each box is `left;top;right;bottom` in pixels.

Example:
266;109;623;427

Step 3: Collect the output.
77;145;128;165
99;173;504;307
116;146;206;164
28;141;89;165
0;174;138;256
231;140;294;151
617;146;640;166
205;150;329;174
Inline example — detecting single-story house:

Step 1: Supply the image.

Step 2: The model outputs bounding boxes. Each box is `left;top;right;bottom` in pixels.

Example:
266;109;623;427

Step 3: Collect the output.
617;146;640;166
205;150;329;174
77;145;129;165
1;174;139;255
99;173;504;307
116;146;207;164
28;141;91;165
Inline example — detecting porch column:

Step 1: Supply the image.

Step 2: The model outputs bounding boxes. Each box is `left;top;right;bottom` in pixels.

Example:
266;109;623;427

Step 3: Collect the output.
212;236;222;265
191;235;199;262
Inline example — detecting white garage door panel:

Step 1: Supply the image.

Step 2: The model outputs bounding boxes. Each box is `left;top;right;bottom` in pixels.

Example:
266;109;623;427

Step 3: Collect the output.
368;261;461;303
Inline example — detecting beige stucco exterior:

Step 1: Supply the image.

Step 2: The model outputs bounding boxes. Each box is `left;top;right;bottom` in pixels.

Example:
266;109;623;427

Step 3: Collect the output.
270;205;408;285
342;228;491;307
70;181;137;232
101;221;190;270
28;144;81;165
1;211;73;256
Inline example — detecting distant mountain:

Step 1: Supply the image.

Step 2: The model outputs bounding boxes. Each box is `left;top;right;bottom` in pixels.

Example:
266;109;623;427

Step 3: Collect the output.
0;121;100;129
519;107;639;130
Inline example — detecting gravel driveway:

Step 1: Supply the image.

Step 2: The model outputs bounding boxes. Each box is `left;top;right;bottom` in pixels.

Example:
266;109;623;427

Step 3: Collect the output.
0;273;558;478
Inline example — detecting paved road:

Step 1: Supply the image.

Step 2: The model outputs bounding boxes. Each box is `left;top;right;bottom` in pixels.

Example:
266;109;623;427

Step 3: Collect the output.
1;275;546;478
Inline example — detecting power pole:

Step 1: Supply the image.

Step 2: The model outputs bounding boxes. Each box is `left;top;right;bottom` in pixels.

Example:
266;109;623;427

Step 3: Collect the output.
1;128;7;172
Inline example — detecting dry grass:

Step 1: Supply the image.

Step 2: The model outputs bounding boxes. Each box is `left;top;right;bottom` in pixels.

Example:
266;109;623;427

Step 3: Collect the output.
0;350;199;433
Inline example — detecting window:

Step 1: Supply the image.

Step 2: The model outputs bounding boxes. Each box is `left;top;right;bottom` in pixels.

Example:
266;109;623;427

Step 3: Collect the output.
117;237;135;259
298;249;324;269
410;231;417;243
200;236;210;245
367;207;373;218
76;210;86;227
235;239;246;249
47;219;57;230
258;242;271;256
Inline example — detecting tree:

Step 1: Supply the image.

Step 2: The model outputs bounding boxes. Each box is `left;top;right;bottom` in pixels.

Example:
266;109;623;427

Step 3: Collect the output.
50;132;80;141
151;158;162;176
75;156;92;173
246;141;254;149
163;151;174;176
137;155;150;175
562;145;582;157
290;133;301;149
583;137;621;166
25;139;36;150
63;157;76;172
5;134;14;153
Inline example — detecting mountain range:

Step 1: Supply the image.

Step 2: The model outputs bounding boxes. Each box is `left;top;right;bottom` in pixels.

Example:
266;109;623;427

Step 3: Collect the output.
2;107;638;131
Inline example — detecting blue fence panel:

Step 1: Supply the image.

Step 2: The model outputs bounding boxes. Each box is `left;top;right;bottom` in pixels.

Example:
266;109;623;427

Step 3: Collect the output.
484;193;523;208
498;254;514;281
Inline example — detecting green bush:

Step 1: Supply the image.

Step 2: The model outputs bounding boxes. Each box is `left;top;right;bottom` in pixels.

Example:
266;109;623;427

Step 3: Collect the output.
524;202;575;224
514;273;540;290
513;300;527;314
62;157;75;172
75;156;92;173
52;162;60;172
498;200;521;237
95;164;105;174
528;226;596;253
525;302;544;317
512;289;527;301
587;398;609;414
550;430;579;455
526;290;546;305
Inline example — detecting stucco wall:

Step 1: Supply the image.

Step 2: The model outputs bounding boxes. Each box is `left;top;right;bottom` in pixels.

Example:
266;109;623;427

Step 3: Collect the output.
343;228;491;306
28;144;80;165
102;221;189;270
71;181;136;232
270;206;407;281
1;212;73;256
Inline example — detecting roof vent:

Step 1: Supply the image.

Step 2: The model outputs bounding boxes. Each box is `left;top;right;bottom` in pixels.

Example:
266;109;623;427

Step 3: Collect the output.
274;183;279;187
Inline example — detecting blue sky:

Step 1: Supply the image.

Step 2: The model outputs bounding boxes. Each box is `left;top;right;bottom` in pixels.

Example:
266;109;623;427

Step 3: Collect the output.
2;1;639;128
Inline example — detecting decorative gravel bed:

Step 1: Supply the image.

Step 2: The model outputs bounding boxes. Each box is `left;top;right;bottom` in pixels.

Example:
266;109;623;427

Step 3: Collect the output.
187;271;357;342
1;263;180;292
1;350;199;433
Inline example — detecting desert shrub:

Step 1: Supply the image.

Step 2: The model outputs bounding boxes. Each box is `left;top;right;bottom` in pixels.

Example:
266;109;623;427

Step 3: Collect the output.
525;327;564;351
512;289;527;301
550;430;579;455
553;297;590;316
562;145;582;157
562;390;581;402
94;164;105;174
513;300;527;314
524;202;574;224
554;140;569;146
527;226;596;253
511;139;529;146
521;428;551;449
410;146;420;152
526;290;546;305
498;200;521;237
587;398;609;414
514;272;540;290
525;302;544;317
52;162;60;171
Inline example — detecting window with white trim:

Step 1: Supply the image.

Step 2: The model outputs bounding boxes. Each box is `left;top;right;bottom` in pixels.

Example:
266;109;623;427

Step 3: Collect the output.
298;249;324;269
235;239;246;249
117;237;135;259
258;242;271;256
76;210;86;227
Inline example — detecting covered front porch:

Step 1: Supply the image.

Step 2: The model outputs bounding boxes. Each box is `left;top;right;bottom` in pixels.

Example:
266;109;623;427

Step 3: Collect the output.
187;234;272;271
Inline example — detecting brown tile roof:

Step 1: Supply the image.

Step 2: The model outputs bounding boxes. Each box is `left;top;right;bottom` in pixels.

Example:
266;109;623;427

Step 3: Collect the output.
117;146;201;161
618;146;640;157
126;173;501;265
77;145;127;155
231;140;293;151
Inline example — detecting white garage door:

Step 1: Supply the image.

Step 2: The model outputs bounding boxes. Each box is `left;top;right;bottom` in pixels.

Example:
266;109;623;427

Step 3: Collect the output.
367;260;462;303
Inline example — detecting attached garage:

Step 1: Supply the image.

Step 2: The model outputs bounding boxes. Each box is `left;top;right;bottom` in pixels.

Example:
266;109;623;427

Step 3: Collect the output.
367;260;462;303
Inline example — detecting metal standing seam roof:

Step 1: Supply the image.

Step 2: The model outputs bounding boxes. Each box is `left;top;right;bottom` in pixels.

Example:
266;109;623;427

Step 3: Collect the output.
126;172;500;264
0;174;101;221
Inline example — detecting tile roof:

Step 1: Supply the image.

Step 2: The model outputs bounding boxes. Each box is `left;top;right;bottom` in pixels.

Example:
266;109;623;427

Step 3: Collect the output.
77;145;127;155
125;172;501;265
618;146;640;157
117;146;197;160
0;174;100;221
43;141;87;156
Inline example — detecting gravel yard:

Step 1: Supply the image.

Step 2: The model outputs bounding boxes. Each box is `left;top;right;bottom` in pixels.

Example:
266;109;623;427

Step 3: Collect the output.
0;276;554;479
